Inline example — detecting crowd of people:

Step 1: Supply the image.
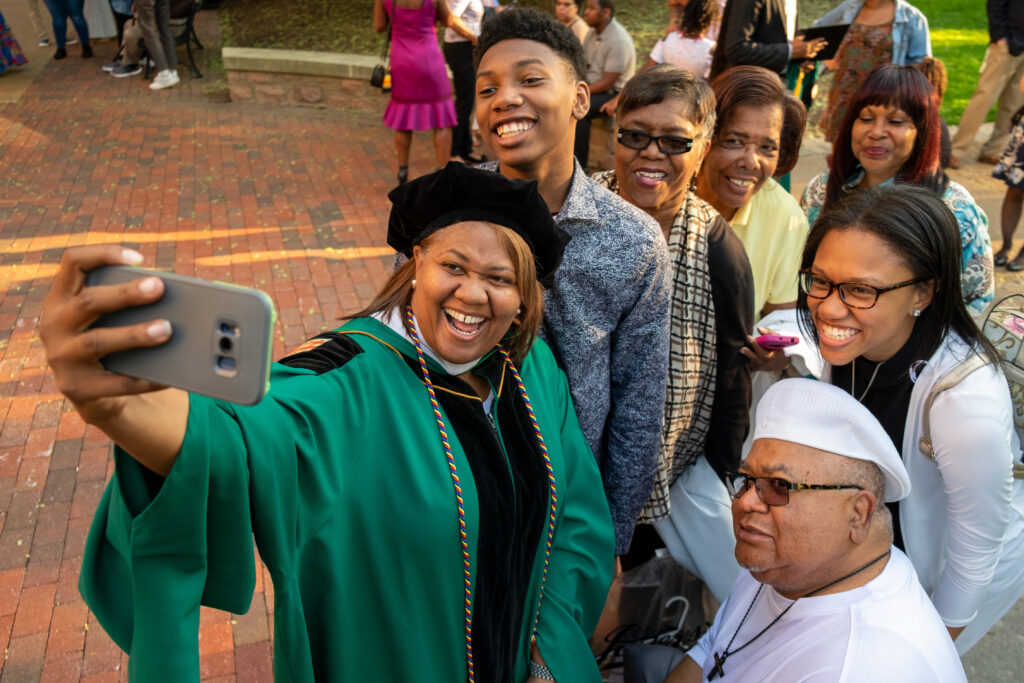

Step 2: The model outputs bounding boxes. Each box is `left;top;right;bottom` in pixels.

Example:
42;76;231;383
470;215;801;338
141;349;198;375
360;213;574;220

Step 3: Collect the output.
32;1;1024;682
0;0;190;90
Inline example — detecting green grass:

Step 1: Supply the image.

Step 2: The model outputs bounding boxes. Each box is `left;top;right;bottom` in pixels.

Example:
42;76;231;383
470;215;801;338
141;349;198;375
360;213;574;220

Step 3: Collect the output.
219;0;669;58
222;0;382;56
912;0;989;123
798;1;988;123
219;0;989;123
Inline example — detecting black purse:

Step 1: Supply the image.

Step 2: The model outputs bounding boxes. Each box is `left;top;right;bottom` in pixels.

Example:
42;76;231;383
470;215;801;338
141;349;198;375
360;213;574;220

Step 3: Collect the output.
371;22;392;90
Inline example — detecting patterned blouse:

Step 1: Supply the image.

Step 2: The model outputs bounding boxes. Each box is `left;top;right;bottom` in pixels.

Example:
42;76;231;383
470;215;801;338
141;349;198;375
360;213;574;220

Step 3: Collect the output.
801;171;995;317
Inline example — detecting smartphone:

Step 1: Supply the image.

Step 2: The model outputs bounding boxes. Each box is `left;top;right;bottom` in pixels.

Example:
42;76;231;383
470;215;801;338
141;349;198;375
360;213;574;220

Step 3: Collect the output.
86;266;276;405
755;334;799;350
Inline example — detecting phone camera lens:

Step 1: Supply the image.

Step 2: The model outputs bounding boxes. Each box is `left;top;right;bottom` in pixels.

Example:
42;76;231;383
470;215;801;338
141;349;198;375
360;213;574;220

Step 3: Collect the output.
219;323;239;336
219;337;233;354
217;356;236;371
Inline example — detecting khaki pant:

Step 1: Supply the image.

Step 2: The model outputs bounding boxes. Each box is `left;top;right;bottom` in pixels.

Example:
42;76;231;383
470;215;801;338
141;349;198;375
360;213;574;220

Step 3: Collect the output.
122;19;143;65
134;0;177;73
952;40;1024;160
23;0;49;41
121;16;185;66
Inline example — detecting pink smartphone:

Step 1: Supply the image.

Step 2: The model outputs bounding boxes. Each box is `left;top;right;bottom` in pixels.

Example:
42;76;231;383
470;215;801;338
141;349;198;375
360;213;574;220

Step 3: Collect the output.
755;334;799;350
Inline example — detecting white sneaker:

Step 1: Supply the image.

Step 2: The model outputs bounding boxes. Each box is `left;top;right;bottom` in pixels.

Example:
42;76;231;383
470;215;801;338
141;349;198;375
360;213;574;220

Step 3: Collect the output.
149;69;181;90
39;37;51;47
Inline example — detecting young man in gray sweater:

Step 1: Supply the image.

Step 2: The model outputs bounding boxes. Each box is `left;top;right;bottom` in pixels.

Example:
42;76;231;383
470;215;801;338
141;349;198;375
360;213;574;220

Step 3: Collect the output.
474;7;670;555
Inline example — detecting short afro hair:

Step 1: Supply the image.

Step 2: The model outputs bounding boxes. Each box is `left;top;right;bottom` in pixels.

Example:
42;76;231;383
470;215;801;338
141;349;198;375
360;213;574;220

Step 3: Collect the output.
474;7;587;82
616;64;716;141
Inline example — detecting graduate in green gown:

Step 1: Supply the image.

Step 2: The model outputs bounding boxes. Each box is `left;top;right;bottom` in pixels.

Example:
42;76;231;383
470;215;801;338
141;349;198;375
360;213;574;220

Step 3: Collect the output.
40;163;616;682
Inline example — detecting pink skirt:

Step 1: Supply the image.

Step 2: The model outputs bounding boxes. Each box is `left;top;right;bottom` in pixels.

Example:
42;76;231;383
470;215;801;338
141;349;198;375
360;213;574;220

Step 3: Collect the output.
383;98;457;131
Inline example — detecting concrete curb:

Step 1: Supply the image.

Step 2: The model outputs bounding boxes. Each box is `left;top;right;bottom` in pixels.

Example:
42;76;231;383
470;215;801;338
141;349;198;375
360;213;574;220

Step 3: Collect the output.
221;47;378;81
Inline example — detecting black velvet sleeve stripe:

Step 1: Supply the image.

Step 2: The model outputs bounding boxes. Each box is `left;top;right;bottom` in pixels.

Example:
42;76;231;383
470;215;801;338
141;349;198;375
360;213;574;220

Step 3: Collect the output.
278;332;364;374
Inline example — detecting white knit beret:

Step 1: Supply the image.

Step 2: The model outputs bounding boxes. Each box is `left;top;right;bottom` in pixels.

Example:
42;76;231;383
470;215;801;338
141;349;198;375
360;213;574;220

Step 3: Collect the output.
753;378;911;502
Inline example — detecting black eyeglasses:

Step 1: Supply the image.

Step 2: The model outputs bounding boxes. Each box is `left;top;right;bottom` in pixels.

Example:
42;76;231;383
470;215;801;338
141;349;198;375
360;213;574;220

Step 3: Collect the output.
616;128;696;155
725;472;864;507
799;270;928;310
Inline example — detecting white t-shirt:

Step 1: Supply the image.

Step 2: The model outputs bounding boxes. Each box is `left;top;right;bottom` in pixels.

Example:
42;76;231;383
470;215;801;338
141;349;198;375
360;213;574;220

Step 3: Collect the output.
649;33;716;80
582;18;637;91
444;0;483;42
784;0;798;41
688;549;966;682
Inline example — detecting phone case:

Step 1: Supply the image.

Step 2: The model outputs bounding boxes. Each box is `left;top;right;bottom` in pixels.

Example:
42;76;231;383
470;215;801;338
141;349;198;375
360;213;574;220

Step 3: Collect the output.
755;334;799;350
86;266;276;405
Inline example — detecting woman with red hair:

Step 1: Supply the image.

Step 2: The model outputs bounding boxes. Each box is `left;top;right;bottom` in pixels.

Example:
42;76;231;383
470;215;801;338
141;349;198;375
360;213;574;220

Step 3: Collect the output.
802;64;994;316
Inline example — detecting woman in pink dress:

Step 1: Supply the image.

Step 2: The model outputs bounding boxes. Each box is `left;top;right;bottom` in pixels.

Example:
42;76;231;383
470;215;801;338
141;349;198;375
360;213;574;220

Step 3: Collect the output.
374;0;476;185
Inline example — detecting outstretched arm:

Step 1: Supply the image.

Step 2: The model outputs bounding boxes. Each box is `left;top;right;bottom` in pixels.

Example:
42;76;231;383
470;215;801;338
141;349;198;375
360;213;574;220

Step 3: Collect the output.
41;245;189;476
436;0;478;43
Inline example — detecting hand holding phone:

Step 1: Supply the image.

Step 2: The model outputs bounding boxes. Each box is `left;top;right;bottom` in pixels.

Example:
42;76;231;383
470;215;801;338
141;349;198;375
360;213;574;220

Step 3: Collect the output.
741;328;798;373
86;266;275;405
41;246;276;475
754;334;799;351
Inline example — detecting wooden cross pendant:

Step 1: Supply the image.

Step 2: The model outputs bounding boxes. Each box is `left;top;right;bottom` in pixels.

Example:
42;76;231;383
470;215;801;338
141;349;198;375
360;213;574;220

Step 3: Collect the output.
708;652;726;680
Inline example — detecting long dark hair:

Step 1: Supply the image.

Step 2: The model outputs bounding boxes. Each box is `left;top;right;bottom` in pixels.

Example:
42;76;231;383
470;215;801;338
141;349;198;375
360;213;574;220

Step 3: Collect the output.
679;0;720;38
797;185;998;366
825;65;946;211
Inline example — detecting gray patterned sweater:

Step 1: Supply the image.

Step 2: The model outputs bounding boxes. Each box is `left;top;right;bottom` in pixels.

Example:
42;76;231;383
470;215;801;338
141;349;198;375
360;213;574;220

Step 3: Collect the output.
482;161;671;552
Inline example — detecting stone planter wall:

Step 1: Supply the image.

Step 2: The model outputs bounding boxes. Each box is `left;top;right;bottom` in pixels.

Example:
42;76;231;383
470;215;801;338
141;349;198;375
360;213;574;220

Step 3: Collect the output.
223;47;386;113
221;46;614;168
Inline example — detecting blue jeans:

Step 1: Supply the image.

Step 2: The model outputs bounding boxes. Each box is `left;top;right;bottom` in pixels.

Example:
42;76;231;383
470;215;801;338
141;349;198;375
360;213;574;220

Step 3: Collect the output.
41;0;89;49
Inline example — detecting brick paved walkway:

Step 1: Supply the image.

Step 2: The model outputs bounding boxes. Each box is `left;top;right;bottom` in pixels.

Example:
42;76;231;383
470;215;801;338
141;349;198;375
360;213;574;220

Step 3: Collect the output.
0;22;442;681
2;12;1023;683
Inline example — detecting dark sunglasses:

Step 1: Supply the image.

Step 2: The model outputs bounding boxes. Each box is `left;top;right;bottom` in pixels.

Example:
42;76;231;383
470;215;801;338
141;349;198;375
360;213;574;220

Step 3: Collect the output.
725;472;864;507
616;128;696;155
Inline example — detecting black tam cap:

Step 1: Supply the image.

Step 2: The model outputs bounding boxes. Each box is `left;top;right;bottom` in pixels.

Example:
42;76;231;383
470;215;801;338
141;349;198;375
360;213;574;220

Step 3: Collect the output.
387;162;570;287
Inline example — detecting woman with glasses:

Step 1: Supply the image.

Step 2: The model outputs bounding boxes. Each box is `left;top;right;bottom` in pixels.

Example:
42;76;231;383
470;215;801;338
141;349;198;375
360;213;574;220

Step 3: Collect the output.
796;183;1024;654
39;164;614;681
801;64;994;317
592;64;754;601
693;66;809;377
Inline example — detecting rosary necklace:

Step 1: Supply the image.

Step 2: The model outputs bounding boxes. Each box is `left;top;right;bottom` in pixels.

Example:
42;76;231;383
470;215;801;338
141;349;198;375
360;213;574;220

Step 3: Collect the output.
708;550;891;680
851;357;886;402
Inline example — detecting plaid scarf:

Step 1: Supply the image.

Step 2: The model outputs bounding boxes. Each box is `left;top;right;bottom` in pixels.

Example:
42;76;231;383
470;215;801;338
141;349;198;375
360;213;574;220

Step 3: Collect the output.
592;172;718;522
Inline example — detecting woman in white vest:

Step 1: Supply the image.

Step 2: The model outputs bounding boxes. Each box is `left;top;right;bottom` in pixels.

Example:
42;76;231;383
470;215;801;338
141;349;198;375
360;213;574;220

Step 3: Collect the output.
795;183;1024;654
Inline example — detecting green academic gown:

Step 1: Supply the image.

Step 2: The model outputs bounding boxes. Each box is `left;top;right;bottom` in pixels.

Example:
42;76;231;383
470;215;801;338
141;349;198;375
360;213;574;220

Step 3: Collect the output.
79;317;615;682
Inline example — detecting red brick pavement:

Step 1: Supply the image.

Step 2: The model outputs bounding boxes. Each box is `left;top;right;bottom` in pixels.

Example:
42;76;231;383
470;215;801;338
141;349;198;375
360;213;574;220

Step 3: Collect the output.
0;28;439;682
